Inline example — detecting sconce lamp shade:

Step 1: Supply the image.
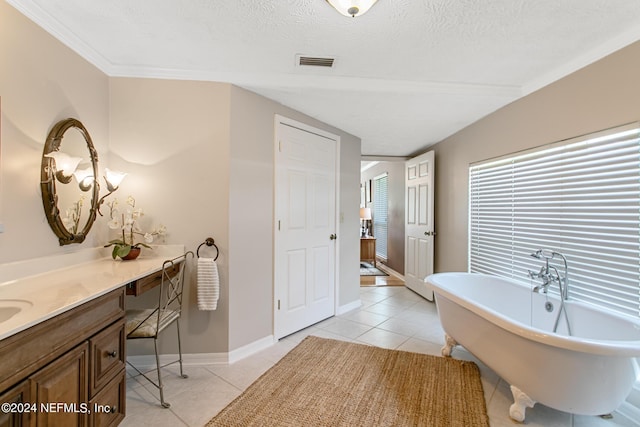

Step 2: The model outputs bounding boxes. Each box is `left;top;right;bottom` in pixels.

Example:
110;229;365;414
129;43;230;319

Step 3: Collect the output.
104;168;127;192
360;207;372;220
326;0;378;17
45;151;82;184
73;167;94;191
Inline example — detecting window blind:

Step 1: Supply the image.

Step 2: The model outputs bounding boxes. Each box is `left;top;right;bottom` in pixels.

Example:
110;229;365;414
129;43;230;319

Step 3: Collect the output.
373;173;388;259
469;124;640;319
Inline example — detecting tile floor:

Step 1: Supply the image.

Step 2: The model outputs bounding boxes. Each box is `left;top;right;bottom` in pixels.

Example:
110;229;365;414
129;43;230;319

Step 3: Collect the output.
122;286;637;427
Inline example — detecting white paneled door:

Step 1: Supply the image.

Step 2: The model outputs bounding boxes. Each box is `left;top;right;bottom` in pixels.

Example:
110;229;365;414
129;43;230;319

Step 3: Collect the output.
274;116;338;339
404;151;435;301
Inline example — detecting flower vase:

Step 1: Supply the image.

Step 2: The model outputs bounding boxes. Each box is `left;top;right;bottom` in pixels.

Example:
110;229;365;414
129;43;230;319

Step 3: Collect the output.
121;247;141;261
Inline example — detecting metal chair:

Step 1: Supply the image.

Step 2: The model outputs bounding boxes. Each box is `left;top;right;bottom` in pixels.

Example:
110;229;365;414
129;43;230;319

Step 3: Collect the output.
125;251;194;408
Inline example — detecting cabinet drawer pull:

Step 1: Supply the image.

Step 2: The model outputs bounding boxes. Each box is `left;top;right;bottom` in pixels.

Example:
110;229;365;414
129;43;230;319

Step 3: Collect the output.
106;350;118;358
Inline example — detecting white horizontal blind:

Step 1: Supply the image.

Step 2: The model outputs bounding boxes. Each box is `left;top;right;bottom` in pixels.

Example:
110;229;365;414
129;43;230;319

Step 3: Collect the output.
373;173;388;259
469;124;640;319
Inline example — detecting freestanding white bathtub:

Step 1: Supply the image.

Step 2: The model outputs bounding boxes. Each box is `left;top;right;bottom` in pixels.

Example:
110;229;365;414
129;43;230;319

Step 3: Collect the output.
425;272;640;422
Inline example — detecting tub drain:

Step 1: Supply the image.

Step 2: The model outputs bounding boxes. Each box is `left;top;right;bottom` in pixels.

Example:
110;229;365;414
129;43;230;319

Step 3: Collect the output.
545;301;554;312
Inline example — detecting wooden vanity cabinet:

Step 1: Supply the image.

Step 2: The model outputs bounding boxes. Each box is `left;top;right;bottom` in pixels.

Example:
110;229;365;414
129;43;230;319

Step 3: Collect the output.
0;288;126;427
30;343;89;427
0;381;29;427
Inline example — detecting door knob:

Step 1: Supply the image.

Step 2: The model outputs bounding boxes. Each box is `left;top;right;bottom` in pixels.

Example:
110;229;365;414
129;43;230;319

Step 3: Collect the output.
424;231;436;237
329;234;337;240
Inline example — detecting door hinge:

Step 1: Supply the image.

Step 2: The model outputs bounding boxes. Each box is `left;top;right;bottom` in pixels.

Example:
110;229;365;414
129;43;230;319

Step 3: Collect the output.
279;140;282;152
277;299;281;310
278;220;281;230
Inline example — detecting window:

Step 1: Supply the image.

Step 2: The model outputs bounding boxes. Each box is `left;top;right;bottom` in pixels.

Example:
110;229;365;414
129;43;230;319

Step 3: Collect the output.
469;124;640;319
373;173;388;259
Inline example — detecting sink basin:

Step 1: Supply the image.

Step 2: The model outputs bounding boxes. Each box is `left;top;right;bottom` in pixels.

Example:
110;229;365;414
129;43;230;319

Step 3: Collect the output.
0;299;33;323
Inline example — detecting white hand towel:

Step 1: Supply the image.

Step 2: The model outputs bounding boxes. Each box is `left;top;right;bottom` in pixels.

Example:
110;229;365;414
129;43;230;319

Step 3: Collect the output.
197;257;219;310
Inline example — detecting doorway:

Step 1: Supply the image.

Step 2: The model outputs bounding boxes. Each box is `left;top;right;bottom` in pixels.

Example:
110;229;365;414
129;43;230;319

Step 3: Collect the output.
359;160;406;277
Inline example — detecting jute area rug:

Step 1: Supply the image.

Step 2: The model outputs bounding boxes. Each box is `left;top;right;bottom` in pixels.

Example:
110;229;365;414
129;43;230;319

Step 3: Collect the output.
206;336;489;427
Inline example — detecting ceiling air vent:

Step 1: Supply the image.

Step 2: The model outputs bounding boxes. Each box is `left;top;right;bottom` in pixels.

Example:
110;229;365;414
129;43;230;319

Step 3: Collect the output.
297;55;335;68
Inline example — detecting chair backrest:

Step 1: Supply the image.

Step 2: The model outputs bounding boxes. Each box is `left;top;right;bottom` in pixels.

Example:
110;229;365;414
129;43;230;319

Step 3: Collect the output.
157;251;194;326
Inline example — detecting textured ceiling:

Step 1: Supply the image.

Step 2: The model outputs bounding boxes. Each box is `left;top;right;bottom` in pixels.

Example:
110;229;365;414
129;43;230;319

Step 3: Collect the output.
8;0;640;156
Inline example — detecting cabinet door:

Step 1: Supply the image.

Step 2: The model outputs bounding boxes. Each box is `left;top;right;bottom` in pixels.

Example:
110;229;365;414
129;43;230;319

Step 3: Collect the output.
30;343;88;427
0;380;30;427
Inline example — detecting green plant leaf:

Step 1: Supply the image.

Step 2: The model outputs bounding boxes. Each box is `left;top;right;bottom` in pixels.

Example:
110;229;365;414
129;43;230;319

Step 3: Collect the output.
105;239;126;248
113;245;131;259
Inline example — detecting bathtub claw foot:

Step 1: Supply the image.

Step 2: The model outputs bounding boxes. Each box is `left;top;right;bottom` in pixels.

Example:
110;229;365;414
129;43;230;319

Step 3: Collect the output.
509;385;536;423
441;334;457;357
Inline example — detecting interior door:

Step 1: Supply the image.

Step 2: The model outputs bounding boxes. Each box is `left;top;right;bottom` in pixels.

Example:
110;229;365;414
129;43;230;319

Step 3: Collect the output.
404;151;435;301
274;116;338;339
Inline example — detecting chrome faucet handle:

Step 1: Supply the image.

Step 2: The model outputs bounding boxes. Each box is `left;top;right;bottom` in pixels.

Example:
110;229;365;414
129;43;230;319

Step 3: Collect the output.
532;284;548;294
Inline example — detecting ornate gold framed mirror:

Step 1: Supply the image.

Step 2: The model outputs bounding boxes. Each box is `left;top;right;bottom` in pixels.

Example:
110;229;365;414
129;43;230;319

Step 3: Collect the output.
41;118;100;245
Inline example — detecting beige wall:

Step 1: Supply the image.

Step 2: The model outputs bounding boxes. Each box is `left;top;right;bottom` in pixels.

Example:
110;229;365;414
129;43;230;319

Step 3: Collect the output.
228;85;362;349
108;78;232;354
0;1;110;261
110;82;362;353
1;0;362;355
432;41;640;273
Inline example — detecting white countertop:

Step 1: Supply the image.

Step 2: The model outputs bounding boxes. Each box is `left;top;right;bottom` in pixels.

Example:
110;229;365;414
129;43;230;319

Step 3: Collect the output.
0;245;185;341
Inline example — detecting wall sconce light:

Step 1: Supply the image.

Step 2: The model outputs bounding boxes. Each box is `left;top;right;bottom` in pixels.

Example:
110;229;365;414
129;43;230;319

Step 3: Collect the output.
97;168;127;215
74;167;127;215
44;151;82;184
73;167;94;191
326;0;378;17
104;168;127;192
360;207;372;237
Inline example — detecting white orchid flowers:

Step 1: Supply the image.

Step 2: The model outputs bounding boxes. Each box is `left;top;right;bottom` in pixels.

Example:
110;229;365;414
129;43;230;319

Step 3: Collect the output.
104;196;167;259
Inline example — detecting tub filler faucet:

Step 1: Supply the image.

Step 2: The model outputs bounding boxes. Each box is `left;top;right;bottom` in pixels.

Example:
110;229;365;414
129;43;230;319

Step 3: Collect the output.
527;265;552;294
529;249;572;335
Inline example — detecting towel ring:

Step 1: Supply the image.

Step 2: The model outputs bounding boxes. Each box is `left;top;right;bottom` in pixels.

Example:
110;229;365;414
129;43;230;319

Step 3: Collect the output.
197;237;219;261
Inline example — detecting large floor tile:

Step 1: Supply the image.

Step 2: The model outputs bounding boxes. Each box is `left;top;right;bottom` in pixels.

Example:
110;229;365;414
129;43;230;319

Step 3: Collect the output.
120;285;638;427
316;317;373;339
355;327;410;349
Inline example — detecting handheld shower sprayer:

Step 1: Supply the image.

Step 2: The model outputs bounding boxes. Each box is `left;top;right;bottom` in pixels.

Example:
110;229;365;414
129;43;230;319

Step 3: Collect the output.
529;248;572;334
530;249;554;260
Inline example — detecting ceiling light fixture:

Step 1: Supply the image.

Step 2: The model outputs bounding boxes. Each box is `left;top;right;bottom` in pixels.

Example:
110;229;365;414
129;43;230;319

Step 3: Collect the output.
326;0;378;17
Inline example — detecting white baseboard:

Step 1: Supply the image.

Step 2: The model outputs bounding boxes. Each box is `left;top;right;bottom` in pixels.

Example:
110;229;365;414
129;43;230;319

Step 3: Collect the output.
377;262;404;280
126;352;227;370
126;335;276;369
337;299;361;315
228;335;275;364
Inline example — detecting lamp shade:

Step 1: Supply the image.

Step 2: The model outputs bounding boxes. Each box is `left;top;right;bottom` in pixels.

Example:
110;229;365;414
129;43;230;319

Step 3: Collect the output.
104;168;127;192
326;0;378;17
45;151;82;179
360;207;372;220
73;167;94;191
